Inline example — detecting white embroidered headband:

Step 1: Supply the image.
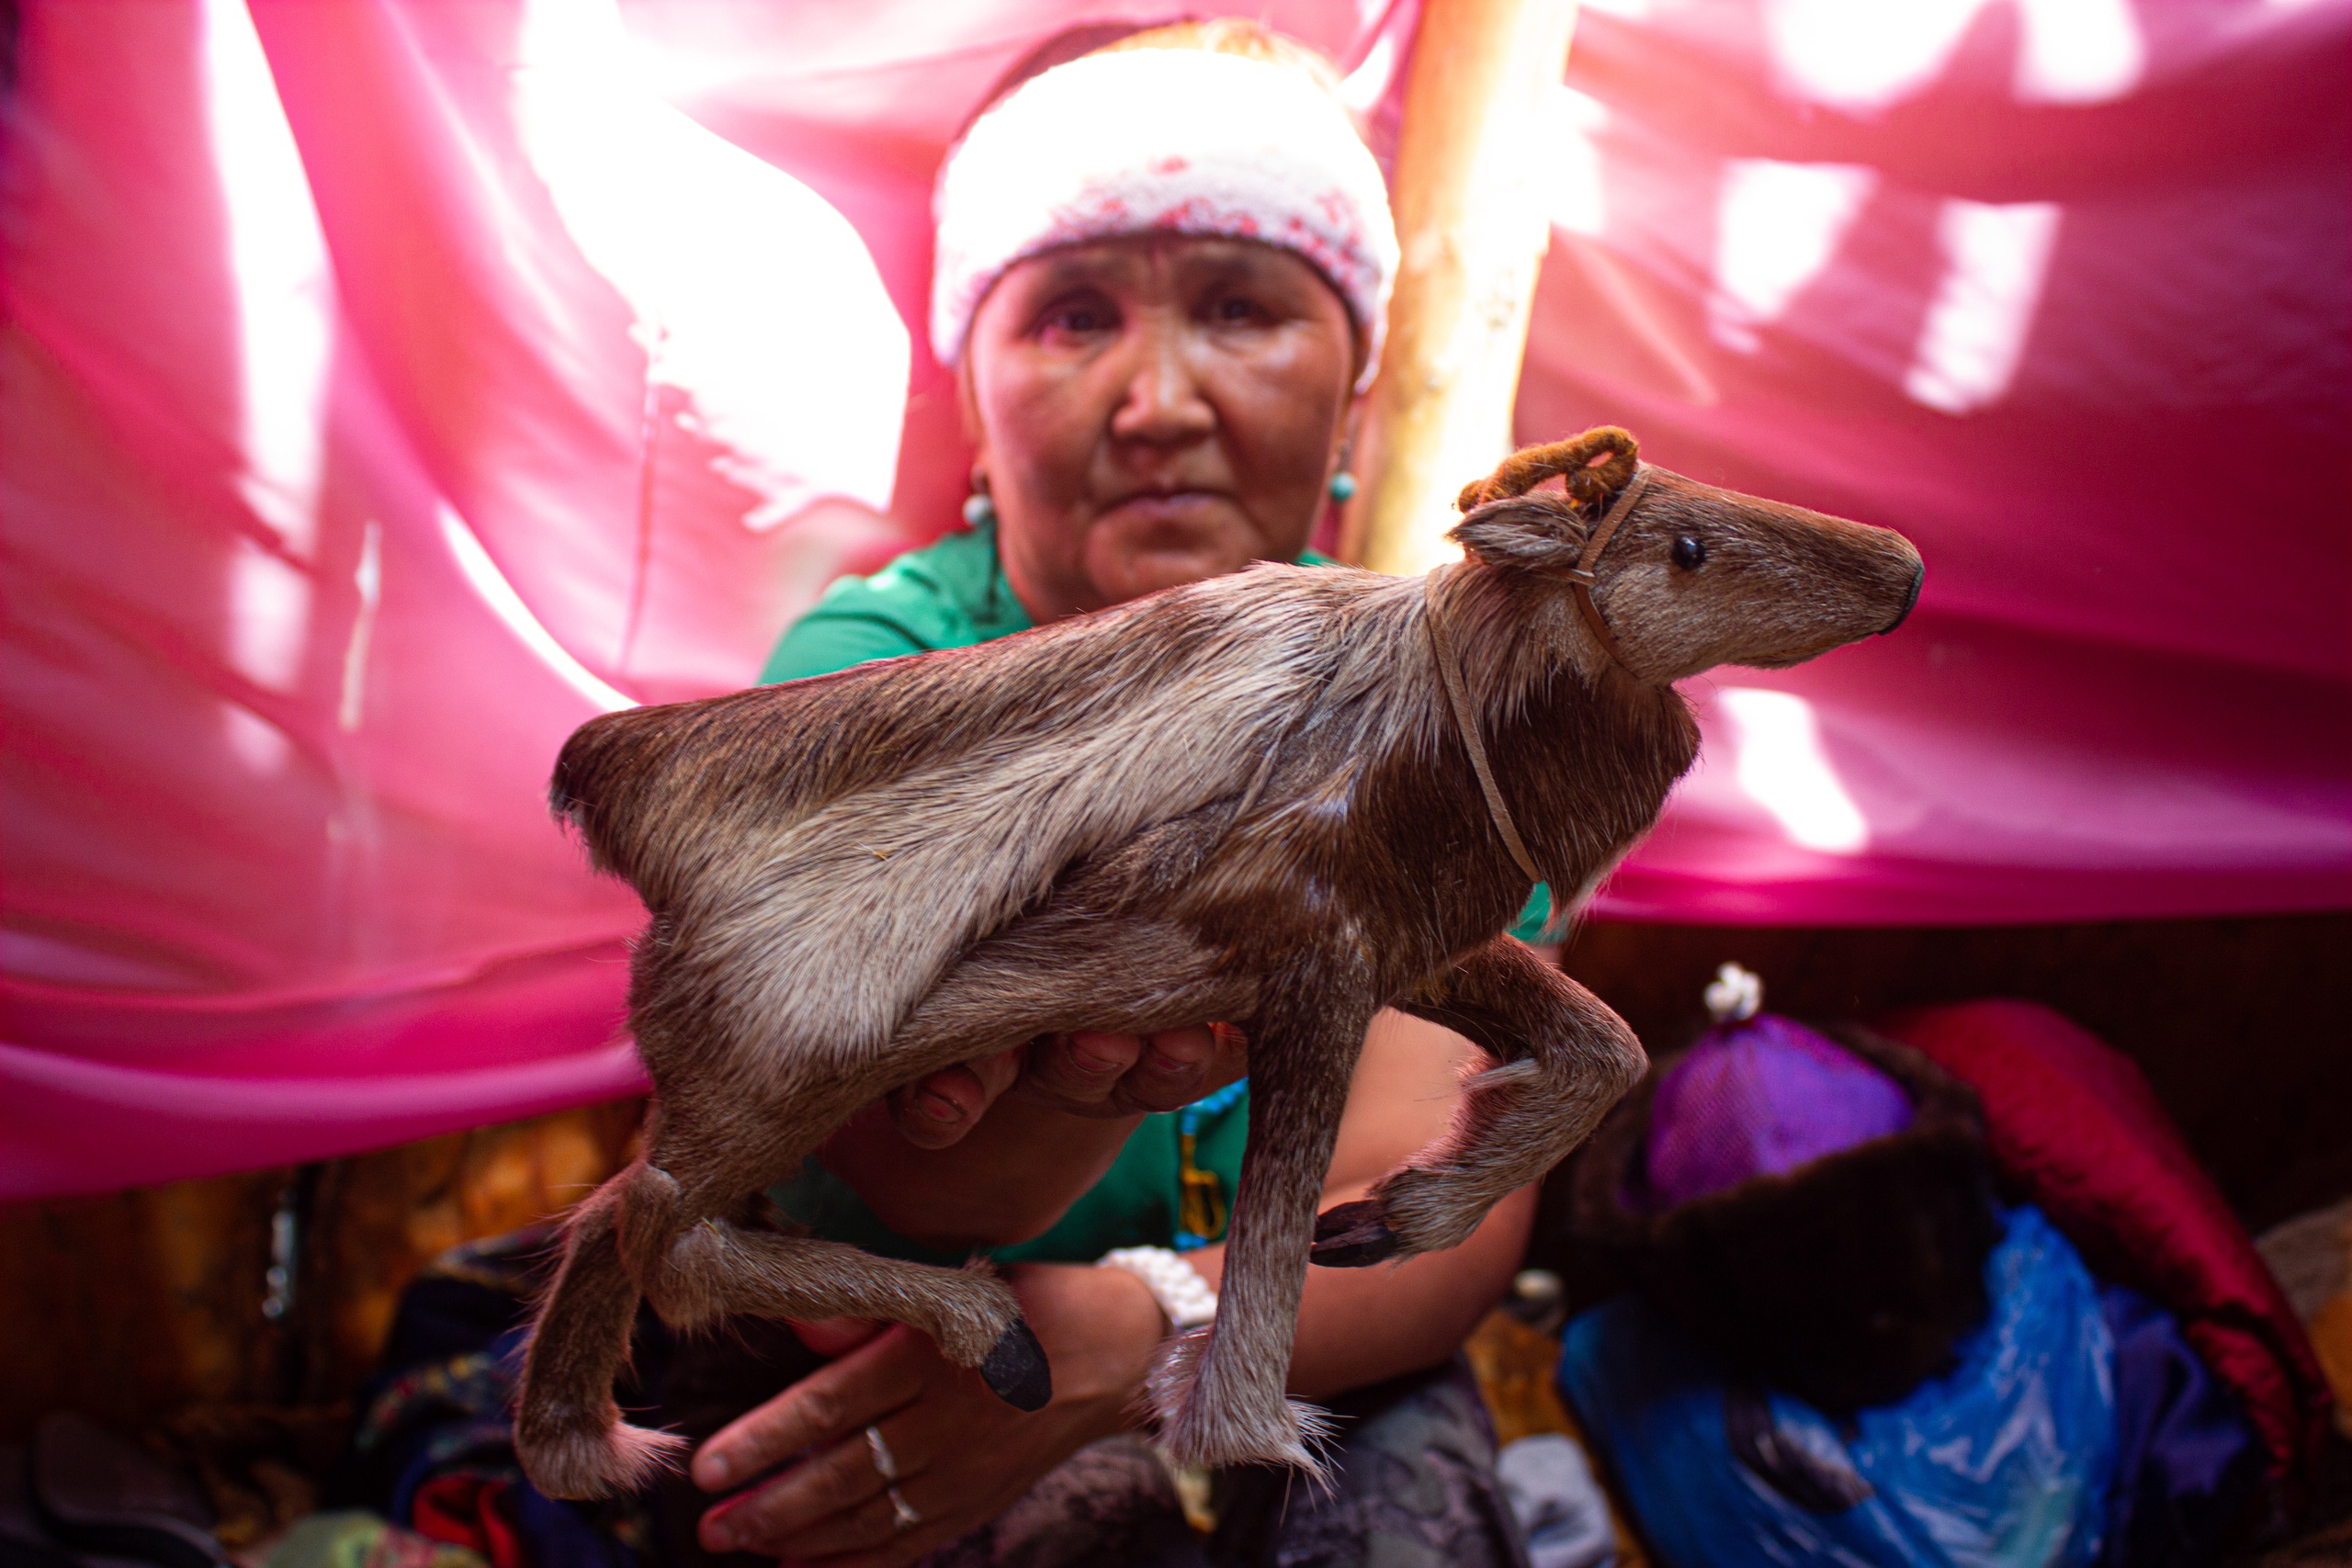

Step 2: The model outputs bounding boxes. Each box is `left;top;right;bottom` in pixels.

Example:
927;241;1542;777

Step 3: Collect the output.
931;46;1399;391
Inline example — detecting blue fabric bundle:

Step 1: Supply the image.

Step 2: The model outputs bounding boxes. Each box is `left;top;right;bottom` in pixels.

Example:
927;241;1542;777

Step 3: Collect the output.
1561;1206;2117;1568
1560;1203;2260;1568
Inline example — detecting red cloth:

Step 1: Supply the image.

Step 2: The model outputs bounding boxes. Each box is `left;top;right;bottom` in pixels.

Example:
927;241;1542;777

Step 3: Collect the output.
1875;999;2334;1517
410;1475;530;1568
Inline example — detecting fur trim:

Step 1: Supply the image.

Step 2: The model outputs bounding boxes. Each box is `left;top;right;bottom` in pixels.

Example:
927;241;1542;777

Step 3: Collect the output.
1568;1024;2002;1413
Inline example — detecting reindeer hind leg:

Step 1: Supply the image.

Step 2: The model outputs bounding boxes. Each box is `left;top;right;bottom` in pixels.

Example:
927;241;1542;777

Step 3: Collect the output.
516;1167;692;1500
1156;960;1374;1477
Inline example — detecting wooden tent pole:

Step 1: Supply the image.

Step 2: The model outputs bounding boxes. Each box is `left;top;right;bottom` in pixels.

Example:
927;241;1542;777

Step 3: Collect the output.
1343;0;1580;575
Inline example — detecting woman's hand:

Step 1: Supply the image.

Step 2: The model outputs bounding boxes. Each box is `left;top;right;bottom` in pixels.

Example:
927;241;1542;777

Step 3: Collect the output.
817;1024;1244;1250
1014;1021;1248;1116
689;1264;1167;1567
714;1008;1533;1560
881;1025;1246;1151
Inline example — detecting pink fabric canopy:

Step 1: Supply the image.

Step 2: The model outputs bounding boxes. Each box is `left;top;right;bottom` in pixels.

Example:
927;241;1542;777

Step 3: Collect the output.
4;0;2346;1199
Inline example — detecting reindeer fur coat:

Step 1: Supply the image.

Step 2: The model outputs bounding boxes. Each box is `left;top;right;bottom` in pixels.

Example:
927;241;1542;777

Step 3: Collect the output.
515;429;1925;1497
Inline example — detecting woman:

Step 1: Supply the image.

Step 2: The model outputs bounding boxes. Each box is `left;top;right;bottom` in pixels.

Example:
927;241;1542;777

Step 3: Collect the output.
651;24;1566;1566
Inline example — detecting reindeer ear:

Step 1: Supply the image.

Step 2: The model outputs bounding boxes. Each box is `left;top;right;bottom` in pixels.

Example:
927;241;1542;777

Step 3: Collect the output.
1447;496;1585;575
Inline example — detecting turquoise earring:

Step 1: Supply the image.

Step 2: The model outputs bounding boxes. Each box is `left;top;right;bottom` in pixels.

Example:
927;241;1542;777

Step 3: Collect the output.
963;474;997;528
1328;439;1357;503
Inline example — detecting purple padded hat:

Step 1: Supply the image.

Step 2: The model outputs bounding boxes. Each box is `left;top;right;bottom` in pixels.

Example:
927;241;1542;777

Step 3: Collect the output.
1643;1012;1915;1210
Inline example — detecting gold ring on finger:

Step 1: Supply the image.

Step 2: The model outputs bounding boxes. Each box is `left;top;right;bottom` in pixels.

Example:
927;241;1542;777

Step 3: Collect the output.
865;1425;899;1483
887;1484;921;1533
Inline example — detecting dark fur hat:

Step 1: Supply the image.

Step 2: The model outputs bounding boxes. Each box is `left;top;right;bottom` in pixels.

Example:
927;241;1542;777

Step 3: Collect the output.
1568;1023;2002;1413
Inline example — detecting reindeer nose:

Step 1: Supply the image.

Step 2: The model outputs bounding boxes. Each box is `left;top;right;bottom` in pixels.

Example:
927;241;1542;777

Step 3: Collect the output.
1880;560;1926;635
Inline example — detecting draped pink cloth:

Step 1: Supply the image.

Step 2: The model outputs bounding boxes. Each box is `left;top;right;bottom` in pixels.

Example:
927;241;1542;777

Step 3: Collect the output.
3;0;2346;1198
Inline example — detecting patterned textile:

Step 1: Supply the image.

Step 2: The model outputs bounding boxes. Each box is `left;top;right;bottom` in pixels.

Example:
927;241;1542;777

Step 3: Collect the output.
265;1512;487;1568
350;1227;654;1568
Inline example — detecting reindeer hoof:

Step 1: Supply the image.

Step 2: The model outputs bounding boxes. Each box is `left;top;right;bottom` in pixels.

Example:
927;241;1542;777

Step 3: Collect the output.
1310;1200;1399;1267
978;1317;1053;1411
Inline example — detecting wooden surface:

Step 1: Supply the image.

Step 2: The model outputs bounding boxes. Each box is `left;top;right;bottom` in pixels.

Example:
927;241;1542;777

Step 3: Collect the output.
1463;1308;1647;1568
1343;0;1578;575
0;1100;640;1443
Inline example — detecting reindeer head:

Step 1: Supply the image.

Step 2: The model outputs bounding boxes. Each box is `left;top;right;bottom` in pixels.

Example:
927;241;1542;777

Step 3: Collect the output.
1450;428;1924;683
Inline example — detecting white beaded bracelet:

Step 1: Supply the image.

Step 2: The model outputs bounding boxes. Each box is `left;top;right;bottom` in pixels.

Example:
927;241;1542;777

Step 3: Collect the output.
1098;1246;1218;1330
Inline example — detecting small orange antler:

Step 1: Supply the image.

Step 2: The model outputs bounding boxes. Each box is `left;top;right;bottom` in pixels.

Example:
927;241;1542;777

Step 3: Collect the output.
1456;426;1639;514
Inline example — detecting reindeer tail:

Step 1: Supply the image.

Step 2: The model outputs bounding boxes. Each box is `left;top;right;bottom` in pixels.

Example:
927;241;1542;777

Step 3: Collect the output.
515;1169;689;1500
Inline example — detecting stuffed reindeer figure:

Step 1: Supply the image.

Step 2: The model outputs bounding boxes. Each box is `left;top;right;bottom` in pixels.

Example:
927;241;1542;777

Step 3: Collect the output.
515;427;1925;1497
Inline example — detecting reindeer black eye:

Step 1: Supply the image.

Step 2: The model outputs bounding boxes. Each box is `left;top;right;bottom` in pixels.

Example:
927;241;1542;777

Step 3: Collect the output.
1671;535;1707;570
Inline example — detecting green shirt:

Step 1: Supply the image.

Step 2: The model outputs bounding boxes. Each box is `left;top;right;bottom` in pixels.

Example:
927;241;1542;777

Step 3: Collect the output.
770;1084;1250;1267
761;522;1035;682
759;523;1564;1262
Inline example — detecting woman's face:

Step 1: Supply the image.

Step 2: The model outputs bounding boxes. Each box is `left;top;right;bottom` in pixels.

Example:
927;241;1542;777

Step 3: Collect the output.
963;234;1363;622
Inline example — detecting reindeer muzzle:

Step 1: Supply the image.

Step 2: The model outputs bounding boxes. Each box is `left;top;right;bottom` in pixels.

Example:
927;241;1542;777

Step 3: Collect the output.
1882;560;1926;636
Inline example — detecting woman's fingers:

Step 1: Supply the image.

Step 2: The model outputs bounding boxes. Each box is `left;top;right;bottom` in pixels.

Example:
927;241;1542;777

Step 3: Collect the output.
1110;1023;1246;1113
702;1410;925;1556
741;1462;937;1562
884;1065;989;1150
716;1263;1165;1565
691;1325;929;1494
787;1317;886;1358
1117;1024;1215;1110
1020;1029;1146;1110
883;1024;1248;1141
1020;1024;1248;1115
769;1494;963;1568
883;1046;1022;1149
873;1022;1246;1153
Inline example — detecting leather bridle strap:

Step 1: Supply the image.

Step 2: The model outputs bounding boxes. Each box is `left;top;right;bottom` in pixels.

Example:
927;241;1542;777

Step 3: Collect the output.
1563;466;1650;670
1423;569;1545;886
1421;464;1650;886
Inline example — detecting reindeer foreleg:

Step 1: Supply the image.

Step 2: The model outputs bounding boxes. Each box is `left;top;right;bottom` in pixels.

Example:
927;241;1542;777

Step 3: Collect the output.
1312;938;1645;1266
631;1069;1050;1411
647;1222;1048;1407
